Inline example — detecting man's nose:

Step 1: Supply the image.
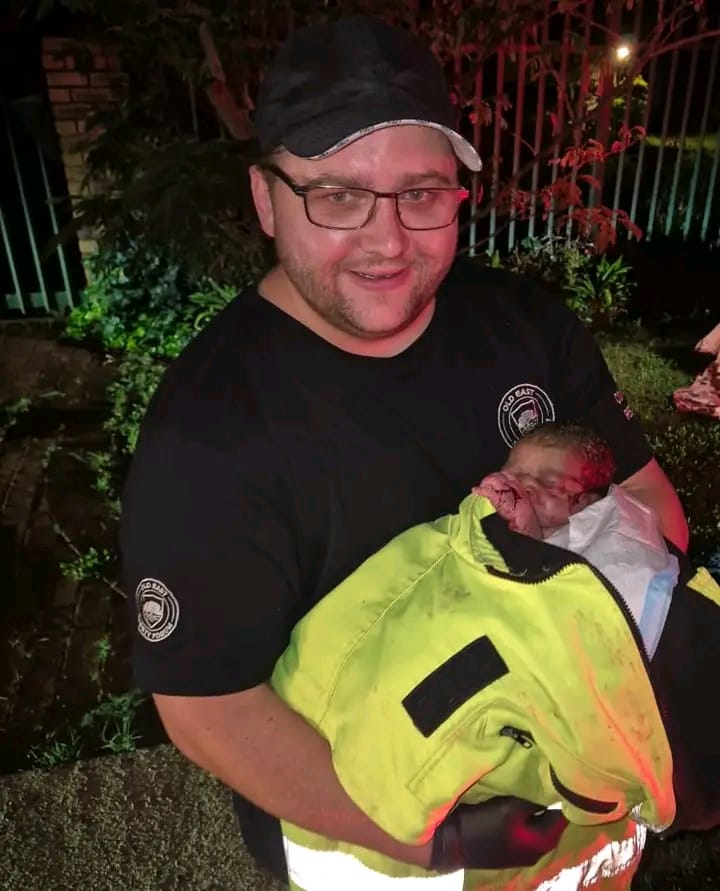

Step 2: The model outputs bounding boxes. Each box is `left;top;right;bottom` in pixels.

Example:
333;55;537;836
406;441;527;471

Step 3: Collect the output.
358;196;409;257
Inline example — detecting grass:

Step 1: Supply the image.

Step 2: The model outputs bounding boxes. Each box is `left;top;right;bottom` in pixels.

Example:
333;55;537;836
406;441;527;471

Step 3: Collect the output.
598;331;692;426
644;134;718;153
600;330;720;558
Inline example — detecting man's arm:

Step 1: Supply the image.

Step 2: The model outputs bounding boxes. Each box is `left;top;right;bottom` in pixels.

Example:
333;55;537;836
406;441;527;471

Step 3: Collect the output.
154;683;434;868
618;457;689;553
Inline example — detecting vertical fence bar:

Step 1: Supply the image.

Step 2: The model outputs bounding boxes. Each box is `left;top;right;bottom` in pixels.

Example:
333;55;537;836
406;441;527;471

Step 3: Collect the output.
612;0;644;228
5;111;50;312
665;43;699;236
628;54;658;235
684;34;719;239
468;67;484;257
646;49;678;240
0;202;25;314
507;37;528;252
37;142;73;308
488;47;506;256
591;0;623;210
528;2;550;240
547;11;572;235
700;120;720;243
565;15;593;240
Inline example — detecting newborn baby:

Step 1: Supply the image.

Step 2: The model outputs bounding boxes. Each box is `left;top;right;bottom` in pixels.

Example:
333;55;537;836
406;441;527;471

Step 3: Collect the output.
474;423;615;539
476;422;678;660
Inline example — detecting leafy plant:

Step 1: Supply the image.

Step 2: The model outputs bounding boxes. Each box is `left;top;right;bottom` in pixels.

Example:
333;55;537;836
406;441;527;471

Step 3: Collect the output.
0;397;31;439
564;253;635;328
505;236;635;328
104;351;167;458
189;279;237;330
89;634;113;688
64;237;200;359
59;546;113;583
27;729;82;770
80;690;147;755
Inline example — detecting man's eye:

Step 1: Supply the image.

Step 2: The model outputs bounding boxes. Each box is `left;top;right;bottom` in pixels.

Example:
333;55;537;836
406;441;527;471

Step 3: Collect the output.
317;189;360;204
401;189;434;203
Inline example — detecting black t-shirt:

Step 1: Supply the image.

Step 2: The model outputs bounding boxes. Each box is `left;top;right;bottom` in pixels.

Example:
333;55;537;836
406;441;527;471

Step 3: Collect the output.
119;258;652;874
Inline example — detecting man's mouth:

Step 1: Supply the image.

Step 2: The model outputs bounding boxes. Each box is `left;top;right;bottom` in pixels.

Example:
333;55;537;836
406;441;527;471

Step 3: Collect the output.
352;269;405;280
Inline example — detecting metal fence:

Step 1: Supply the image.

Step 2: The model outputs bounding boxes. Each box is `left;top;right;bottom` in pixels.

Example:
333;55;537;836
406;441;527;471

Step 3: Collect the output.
460;3;720;255
2;4;719;319
0;99;84;318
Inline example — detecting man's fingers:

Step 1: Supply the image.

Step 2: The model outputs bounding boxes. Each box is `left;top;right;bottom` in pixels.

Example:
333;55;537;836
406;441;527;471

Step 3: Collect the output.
530;807;569;836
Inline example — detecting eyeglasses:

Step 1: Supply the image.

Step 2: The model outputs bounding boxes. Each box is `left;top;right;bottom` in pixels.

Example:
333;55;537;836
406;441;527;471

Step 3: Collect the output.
262;164;469;231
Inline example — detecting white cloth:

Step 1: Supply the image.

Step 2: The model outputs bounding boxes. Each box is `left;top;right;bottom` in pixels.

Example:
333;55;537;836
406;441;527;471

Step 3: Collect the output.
545;485;678;658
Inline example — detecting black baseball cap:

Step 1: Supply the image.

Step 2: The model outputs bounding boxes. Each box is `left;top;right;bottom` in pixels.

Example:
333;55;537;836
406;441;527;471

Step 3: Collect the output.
253;15;482;172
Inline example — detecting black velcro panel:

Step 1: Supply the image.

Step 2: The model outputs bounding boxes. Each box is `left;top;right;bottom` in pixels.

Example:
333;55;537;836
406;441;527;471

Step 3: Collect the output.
402;635;509;737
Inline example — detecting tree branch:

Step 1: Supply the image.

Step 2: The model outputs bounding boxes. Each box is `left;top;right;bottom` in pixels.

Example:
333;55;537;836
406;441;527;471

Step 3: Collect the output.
197;21;253;141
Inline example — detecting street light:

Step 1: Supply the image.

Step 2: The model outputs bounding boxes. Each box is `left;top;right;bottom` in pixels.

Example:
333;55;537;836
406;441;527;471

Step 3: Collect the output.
615;43;632;63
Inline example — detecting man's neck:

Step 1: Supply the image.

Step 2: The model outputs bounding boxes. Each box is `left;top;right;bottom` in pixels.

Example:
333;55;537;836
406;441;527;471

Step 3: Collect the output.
257;266;435;358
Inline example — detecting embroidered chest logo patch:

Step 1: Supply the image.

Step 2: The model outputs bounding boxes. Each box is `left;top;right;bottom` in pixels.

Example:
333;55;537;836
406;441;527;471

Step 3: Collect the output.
136;577;180;643
497;383;556;447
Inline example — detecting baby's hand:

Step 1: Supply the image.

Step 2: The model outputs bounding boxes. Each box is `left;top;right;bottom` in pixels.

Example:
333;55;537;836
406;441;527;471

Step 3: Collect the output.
473;472;543;539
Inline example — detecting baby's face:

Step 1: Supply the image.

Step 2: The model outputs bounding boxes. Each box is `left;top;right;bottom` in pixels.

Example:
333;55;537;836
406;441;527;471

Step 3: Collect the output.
475;441;594;538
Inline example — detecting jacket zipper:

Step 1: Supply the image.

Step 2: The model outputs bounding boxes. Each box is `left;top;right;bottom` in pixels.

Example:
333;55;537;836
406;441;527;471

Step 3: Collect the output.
500;725;534;747
486;560;651;666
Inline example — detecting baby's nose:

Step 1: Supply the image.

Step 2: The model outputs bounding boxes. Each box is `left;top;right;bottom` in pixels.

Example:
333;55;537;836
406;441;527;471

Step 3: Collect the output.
517;473;539;493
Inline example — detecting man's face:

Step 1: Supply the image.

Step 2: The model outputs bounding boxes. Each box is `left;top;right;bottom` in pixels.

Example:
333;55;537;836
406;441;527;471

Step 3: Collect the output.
250;125;461;340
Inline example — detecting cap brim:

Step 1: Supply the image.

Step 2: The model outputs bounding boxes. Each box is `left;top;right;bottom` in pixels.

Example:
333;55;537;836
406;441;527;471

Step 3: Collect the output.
300;120;483;172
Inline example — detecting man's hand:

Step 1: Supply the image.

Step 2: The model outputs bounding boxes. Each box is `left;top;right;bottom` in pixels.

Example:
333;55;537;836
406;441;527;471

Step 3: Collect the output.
430;797;568;872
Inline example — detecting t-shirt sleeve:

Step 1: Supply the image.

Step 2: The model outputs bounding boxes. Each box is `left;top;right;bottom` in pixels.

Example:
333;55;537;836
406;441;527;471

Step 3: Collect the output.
119;424;299;696
544;295;653;482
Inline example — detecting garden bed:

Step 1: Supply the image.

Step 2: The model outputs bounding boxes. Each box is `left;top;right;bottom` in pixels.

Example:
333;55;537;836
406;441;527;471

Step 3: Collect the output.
0;324;167;775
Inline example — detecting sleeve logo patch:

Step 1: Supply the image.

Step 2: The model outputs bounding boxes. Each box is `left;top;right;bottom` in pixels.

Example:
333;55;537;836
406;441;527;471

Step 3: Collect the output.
614;390;635;420
136;578;179;643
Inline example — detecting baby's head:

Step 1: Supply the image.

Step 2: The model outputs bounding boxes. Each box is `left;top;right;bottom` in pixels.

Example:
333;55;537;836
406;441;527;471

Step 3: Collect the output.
475;423;616;538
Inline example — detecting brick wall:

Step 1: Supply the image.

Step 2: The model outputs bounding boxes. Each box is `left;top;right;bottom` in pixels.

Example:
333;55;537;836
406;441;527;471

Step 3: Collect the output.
41;37;126;260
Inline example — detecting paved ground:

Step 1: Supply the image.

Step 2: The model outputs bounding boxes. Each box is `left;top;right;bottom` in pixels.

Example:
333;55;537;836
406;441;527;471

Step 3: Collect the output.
1;743;286;891
0;324;126;771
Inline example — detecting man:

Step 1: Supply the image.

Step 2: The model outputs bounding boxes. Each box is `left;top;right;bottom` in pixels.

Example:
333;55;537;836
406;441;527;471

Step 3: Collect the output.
120;13;688;888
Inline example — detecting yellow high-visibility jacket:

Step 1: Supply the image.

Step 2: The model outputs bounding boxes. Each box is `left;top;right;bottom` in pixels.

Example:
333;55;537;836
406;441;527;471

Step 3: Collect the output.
272;494;720;890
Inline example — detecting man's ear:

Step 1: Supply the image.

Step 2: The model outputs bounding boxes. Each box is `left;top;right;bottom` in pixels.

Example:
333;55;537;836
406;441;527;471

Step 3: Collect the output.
250;165;275;238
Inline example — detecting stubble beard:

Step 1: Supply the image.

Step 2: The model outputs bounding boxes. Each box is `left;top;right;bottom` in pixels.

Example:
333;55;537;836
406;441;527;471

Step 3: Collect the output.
275;243;445;340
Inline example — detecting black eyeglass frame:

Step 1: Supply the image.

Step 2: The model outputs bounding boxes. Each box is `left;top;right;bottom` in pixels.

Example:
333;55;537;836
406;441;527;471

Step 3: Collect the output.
262;163;470;231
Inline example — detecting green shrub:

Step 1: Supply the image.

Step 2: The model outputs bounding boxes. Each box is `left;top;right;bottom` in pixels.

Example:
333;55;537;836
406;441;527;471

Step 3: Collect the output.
65;238;239;360
505;236;635;329
65;238;198;358
105;351;167;458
